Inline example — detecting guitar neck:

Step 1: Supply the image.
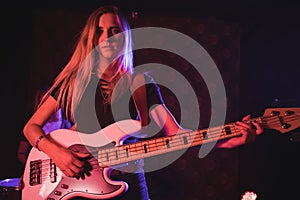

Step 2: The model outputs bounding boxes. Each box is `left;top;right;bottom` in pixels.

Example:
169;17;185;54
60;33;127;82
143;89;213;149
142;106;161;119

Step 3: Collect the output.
97;117;264;167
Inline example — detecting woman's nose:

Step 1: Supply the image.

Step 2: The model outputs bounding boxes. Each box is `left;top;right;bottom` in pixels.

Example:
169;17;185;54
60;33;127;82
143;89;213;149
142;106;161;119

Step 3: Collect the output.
103;31;109;40
101;30;113;42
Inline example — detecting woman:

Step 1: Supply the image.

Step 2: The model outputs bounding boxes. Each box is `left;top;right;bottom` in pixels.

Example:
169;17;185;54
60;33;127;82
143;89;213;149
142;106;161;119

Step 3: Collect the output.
23;5;262;200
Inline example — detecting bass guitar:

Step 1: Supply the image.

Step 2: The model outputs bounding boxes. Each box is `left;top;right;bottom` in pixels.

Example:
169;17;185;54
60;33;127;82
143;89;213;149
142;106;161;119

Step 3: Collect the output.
22;107;300;199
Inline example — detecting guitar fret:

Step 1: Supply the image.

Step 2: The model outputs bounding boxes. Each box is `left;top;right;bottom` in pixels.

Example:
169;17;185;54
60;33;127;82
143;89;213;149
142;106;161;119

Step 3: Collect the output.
124;144;135;160
105;147;122;163
117;147;128;159
182;136;188;144
124;143;142;161
126;147;129;157
202;131;208;139
224;126;232;134
115;149;118;160
106;152;109;162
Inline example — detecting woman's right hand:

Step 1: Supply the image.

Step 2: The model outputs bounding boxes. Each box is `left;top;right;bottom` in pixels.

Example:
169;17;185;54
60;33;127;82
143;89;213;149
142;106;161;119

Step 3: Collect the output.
22;96;93;178
48;146;91;178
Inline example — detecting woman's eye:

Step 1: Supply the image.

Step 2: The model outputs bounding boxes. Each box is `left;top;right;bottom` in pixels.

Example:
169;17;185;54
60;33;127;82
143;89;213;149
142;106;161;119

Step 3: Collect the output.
96;28;103;34
112;28;121;34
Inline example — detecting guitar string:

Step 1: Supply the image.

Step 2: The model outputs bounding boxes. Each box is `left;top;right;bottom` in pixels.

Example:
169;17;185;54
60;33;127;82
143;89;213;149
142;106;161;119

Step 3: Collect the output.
33;159;101;180
32;127;247;179
40;115;298;169
32;115;300;179
32;126;240;179
34;115;270;171
88;114;300;165
98;113;297;163
96;117;262;164
32;123;242;181
99;127;242;166
34;115;295;177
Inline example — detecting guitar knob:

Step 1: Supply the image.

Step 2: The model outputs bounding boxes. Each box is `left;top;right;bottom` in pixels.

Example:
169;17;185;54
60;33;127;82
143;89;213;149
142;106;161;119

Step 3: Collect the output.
61;184;69;189
54;191;62;196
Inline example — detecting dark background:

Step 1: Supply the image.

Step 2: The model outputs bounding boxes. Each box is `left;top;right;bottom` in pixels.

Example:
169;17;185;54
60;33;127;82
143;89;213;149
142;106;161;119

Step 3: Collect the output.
1;0;300;199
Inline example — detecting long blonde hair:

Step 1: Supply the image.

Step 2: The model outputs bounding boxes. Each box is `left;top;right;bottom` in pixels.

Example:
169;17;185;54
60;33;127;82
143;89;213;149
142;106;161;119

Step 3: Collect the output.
41;5;134;122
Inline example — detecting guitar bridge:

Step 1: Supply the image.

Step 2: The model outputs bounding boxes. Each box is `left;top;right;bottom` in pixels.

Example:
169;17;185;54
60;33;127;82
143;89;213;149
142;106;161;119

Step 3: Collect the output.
29;160;42;186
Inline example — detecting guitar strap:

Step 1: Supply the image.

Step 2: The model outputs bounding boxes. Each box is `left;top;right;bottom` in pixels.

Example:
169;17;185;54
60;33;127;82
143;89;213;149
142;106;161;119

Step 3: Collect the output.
130;73;149;127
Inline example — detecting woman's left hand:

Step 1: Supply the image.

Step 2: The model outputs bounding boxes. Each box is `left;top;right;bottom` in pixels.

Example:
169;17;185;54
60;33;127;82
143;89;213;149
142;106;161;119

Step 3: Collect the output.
216;115;263;148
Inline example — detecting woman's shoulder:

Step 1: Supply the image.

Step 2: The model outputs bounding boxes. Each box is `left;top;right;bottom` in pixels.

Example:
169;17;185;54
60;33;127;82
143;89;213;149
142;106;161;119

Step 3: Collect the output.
132;72;156;84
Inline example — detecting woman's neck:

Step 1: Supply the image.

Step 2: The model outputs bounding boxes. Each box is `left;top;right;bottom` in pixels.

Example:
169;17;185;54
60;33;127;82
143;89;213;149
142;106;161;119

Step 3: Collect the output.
96;64;115;81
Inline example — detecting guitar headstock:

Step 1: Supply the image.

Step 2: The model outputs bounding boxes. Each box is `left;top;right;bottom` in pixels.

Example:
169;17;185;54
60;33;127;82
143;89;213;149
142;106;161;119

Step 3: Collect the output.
261;107;300;134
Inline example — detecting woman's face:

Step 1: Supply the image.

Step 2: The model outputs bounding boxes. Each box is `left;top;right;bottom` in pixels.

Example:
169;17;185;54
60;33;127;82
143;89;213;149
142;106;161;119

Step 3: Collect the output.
97;13;124;62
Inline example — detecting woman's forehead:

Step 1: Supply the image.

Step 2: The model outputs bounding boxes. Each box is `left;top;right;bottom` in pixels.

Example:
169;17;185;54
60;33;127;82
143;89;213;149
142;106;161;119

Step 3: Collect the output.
98;13;122;28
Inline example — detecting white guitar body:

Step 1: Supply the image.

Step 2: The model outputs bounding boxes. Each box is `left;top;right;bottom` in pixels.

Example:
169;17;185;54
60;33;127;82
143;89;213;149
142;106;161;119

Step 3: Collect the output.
22;120;142;200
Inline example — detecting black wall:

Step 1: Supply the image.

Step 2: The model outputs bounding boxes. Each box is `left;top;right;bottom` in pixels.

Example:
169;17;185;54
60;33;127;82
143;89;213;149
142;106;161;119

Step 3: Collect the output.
1;0;299;199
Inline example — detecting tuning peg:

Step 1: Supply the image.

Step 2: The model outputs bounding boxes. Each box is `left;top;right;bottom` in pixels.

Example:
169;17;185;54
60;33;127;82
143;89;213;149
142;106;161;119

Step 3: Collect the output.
285;110;295;116
281;123;291;129
270;110;280;116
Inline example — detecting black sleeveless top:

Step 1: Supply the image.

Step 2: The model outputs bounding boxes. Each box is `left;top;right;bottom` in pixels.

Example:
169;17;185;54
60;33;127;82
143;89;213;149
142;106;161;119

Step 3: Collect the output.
51;73;163;134
52;73;162;200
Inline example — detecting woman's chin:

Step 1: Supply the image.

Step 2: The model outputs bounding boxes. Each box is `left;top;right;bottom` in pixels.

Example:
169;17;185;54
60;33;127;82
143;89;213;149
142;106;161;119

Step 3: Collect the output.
101;53;118;61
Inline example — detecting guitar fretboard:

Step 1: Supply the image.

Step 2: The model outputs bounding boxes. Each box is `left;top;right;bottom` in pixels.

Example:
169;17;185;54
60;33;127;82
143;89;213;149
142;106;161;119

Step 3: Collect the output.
97;117;264;167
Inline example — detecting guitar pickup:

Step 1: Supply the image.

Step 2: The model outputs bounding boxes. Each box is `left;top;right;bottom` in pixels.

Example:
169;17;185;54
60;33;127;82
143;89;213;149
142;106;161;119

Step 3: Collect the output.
49;159;57;183
29;160;42;186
